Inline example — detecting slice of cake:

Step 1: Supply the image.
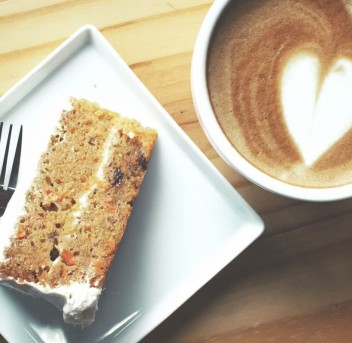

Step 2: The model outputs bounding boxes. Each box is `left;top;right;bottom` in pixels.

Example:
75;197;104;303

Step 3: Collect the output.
0;98;157;326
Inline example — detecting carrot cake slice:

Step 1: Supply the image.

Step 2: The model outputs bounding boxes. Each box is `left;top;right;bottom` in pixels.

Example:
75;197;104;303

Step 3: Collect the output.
0;98;157;326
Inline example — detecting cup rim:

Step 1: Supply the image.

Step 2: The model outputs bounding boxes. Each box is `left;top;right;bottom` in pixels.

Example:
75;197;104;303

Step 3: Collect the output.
191;0;352;202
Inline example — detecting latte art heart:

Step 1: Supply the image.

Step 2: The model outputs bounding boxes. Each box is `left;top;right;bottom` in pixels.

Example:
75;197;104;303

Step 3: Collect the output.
281;53;352;166
208;0;352;187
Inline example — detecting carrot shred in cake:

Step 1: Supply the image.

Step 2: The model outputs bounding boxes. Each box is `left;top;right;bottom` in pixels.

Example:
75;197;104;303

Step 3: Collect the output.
0;98;157;325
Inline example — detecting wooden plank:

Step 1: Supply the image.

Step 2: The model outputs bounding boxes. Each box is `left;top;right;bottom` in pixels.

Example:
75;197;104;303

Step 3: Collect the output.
216;301;352;342
102;4;210;65
0;0;211;55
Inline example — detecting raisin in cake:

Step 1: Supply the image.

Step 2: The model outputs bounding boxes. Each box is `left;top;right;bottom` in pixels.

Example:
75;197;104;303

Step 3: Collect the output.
0;98;157;326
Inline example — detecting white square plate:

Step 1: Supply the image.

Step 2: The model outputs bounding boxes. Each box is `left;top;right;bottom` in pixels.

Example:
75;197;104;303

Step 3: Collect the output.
0;26;264;343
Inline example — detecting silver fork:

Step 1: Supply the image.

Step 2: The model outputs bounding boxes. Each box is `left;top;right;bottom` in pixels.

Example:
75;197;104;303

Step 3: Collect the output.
0;123;23;216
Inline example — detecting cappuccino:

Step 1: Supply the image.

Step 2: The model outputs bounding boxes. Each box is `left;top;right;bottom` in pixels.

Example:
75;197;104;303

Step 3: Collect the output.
207;0;352;188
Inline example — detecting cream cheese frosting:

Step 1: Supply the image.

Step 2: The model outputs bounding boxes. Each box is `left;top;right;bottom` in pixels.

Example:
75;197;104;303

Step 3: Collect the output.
1;276;101;326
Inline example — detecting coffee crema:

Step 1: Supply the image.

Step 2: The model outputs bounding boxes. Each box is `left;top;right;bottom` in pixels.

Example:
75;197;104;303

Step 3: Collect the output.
207;0;352;188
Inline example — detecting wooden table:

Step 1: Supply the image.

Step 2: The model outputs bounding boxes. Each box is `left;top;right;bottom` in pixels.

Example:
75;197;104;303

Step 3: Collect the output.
2;1;352;342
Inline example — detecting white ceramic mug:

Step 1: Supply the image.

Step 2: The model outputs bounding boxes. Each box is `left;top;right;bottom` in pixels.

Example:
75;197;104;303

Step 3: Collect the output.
191;0;352;202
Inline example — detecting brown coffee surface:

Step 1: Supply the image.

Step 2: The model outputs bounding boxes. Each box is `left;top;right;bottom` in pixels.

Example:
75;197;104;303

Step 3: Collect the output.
207;0;352;188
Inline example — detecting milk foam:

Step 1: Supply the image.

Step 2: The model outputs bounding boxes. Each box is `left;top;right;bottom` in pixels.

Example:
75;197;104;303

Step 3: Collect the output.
208;0;352;187
281;52;352;166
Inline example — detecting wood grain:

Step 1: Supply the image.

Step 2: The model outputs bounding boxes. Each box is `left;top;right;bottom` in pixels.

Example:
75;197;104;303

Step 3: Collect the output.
2;0;352;342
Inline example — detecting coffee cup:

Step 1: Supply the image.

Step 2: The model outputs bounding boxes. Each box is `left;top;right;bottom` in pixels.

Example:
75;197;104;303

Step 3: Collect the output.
191;0;352;201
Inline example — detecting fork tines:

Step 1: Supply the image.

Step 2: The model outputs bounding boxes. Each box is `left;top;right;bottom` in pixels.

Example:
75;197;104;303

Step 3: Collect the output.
0;123;23;191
